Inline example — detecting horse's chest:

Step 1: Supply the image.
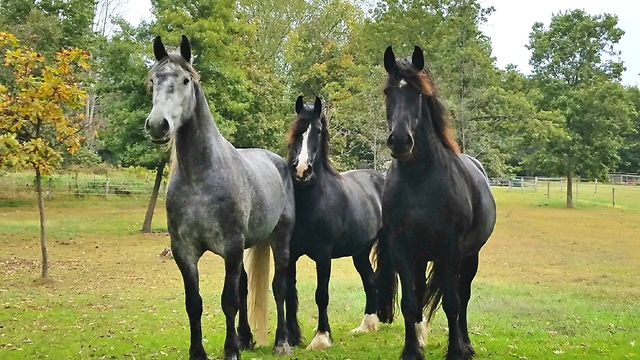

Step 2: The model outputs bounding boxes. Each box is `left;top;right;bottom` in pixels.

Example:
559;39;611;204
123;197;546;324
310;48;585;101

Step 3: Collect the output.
384;186;469;236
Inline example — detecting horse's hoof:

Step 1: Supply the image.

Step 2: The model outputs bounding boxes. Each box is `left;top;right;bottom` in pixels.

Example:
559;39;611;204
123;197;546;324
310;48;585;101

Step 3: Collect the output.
189;347;208;360
274;341;293;356
350;313;380;333
415;318;429;349
400;345;425;360
238;334;255;351
223;349;240;360
305;331;332;350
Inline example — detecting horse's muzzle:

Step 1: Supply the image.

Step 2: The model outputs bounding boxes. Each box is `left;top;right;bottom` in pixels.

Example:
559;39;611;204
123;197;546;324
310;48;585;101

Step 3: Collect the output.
387;132;414;159
145;117;172;144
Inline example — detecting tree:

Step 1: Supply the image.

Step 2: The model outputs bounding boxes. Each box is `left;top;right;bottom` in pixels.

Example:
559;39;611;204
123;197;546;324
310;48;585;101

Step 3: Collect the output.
617;86;640;174
526;10;635;207
96;21;169;233
0;32;89;277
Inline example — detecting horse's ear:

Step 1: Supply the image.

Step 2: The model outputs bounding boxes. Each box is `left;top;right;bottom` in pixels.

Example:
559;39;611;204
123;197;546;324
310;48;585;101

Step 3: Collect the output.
295;95;304;114
153;36;168;61
180;35;191;63
412;45;424;71
314;96;322;116
384;46;396;72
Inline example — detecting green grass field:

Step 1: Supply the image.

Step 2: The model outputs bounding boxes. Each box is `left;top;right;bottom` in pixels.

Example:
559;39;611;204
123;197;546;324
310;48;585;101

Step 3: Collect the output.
1;186;639;359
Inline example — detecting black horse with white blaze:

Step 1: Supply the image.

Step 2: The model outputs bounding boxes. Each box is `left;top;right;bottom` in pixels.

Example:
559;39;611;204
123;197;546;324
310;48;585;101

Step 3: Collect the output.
285;96;389;350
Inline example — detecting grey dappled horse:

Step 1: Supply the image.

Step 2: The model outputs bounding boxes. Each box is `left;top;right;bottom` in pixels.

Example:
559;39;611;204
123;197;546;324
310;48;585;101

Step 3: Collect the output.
144;35;295;360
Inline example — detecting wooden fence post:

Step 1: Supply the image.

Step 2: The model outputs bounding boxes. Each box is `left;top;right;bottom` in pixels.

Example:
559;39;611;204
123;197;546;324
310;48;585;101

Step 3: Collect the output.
612;188;615;207
47;178;52;200
105;179;109;199
547;180;550;198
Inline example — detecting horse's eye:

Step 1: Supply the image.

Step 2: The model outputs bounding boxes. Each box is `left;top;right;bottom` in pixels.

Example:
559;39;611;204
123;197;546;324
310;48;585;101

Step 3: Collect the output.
183;78;190;85
150;79;154;85
317;128;322;135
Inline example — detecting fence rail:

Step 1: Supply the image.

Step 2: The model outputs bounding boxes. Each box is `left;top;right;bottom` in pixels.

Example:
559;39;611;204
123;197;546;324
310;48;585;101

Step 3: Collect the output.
0;171;166;200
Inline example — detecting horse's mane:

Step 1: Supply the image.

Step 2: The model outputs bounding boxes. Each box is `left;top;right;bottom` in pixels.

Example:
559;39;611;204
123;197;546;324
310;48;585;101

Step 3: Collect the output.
287;109;340;177
387;58;460;154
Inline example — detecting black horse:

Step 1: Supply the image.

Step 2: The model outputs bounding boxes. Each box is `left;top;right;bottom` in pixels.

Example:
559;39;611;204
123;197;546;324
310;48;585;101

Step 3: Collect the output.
376;46;496;360
286;96;387;350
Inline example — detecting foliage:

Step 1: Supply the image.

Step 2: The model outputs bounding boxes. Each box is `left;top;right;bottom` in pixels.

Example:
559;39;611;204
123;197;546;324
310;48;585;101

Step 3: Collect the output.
525;10;635;183
0;32;89;174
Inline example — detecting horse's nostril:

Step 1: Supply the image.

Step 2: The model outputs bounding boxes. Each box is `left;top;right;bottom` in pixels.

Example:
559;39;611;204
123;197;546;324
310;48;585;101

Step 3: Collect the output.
161;119;170;134
387;134;395;147
144;119;151;132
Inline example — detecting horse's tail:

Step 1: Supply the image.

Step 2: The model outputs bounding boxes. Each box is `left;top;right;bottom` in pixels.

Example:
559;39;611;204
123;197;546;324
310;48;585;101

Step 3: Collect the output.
244;240;271;346
374;229;397;323
424;260;445;322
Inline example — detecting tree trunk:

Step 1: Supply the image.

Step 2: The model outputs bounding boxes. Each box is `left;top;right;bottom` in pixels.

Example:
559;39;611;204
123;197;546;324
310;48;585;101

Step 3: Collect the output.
141;159;166;233
36;169;49;278
566;172;574;208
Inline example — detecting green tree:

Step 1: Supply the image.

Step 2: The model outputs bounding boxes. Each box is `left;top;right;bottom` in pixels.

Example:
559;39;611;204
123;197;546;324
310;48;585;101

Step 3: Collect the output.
617;86;640;174
0;32;89;277
526;9;635;207
96;21;169;233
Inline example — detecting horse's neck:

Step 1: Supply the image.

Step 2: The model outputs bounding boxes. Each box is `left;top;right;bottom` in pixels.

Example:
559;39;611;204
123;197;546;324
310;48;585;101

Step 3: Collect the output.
174;84;235;183
405;115;455;173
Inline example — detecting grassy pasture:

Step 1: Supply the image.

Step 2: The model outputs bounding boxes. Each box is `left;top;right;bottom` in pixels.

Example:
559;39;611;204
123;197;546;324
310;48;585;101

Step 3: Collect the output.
0;186;639;359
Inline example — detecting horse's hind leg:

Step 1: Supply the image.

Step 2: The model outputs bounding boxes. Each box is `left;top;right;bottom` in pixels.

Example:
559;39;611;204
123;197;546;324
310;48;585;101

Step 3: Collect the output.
237;267;255;350
458;252;479;357
221;245;244;360
306;254;333;350
271;224;293;356
172;246;207;360
350;250;380;333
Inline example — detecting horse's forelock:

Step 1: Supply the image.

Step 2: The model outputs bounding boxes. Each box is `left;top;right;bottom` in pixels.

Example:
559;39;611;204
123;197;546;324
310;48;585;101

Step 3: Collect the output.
147;52;200;86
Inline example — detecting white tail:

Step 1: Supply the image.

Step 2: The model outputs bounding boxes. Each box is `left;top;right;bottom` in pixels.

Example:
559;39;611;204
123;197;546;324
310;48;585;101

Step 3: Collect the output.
244;240;271;346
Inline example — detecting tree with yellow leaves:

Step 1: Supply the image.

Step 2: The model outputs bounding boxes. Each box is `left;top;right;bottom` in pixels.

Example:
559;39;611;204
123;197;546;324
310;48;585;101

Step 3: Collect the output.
0;32;90;278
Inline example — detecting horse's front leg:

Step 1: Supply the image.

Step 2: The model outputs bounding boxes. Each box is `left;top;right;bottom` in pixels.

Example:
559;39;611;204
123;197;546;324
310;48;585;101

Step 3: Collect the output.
222;245;244;360
172;244;207;360
306;254;332;350
392;238;424;360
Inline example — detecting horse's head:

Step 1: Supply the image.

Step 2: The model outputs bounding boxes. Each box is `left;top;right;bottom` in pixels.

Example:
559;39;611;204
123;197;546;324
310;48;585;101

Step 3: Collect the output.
145;35;198;144
383;45;426;159
288;95;325;184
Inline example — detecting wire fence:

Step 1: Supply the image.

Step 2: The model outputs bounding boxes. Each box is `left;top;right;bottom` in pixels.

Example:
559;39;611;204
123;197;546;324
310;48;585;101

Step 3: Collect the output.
0;170;166;200
2;170;639;208
490;175;640;208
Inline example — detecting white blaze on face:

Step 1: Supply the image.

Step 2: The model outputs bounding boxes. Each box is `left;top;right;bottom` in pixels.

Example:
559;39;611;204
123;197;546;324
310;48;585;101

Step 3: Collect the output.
399;79;408;87
296;124;312;178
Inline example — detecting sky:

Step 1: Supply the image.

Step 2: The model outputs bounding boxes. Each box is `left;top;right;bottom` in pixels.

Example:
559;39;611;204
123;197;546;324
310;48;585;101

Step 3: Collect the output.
123;0;640;86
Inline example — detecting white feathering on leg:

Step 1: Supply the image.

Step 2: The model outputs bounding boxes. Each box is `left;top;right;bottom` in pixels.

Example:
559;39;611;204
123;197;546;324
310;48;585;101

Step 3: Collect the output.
305;331;332;350
350;313;380;333
415;317;429;349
